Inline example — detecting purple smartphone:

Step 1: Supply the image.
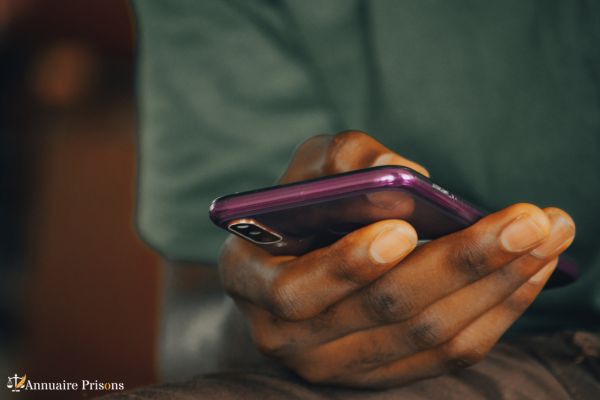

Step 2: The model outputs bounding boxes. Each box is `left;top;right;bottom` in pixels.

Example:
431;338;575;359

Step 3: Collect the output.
210;166;578;288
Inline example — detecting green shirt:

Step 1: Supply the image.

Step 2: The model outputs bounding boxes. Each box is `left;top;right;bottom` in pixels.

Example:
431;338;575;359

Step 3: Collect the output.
133;0;600;331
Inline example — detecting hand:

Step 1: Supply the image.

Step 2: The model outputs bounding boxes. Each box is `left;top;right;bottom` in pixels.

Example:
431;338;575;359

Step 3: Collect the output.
219;131;575;388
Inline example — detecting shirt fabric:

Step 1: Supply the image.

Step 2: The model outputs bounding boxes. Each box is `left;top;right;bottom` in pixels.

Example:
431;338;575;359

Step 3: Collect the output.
133;0;600;332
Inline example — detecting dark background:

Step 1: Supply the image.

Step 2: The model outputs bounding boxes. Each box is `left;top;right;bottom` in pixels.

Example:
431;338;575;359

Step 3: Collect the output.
1;1;160;398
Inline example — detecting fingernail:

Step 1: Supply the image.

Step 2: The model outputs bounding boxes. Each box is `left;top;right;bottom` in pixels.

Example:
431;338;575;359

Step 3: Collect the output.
500;214;548;252
372;153;401;167
369;225;416;264
530;213;575;259
529;261;557;284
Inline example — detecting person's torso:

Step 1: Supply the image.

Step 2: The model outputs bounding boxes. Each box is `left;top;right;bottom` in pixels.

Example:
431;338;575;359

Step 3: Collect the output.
284;0;600;331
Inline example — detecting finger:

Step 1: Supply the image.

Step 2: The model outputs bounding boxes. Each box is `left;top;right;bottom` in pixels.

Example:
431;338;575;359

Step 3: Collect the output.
279;134;331;183
343;260;557;388
293;253;559;372
219;236;288;309
294;208;574;361
324;131;429;177
531;207;576;259
345;203;552;326
221;219;418;321
244;203;554;348
280;131;429;184
247;207;573;354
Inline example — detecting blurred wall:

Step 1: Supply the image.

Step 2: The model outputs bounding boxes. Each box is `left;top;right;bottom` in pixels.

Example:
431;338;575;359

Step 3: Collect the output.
0;0;160;398
24;99;159;399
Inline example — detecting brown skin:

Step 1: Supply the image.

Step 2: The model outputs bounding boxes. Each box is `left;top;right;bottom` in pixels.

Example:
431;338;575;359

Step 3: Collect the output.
219;131;576;388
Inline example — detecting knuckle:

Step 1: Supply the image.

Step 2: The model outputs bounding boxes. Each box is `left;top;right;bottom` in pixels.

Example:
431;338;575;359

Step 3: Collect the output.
405;317;447;350
269;273;308;321
450;238;491;282
344;334;391;370
292;134;333;164
362;282;417;323
325;130;370;173
347;350;389;371
328;245;367;286
281;134;333;183
296;134;332;153
334;130;370;144
441;338;488;369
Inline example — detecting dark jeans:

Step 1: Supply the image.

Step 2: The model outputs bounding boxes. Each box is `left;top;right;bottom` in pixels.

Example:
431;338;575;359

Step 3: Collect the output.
106;331;599;399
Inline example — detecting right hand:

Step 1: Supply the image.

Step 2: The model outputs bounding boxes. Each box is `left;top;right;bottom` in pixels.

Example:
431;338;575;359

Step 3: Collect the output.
219;131;575;388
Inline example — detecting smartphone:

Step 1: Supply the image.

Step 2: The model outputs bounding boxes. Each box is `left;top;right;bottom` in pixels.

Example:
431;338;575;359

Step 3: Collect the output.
209;165;578;287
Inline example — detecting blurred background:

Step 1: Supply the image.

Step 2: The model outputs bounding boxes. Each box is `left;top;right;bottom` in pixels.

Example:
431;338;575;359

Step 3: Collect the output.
1;0;160;398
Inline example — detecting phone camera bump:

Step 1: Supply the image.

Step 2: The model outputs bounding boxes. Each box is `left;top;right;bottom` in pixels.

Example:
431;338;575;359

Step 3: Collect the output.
229;222;282;244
